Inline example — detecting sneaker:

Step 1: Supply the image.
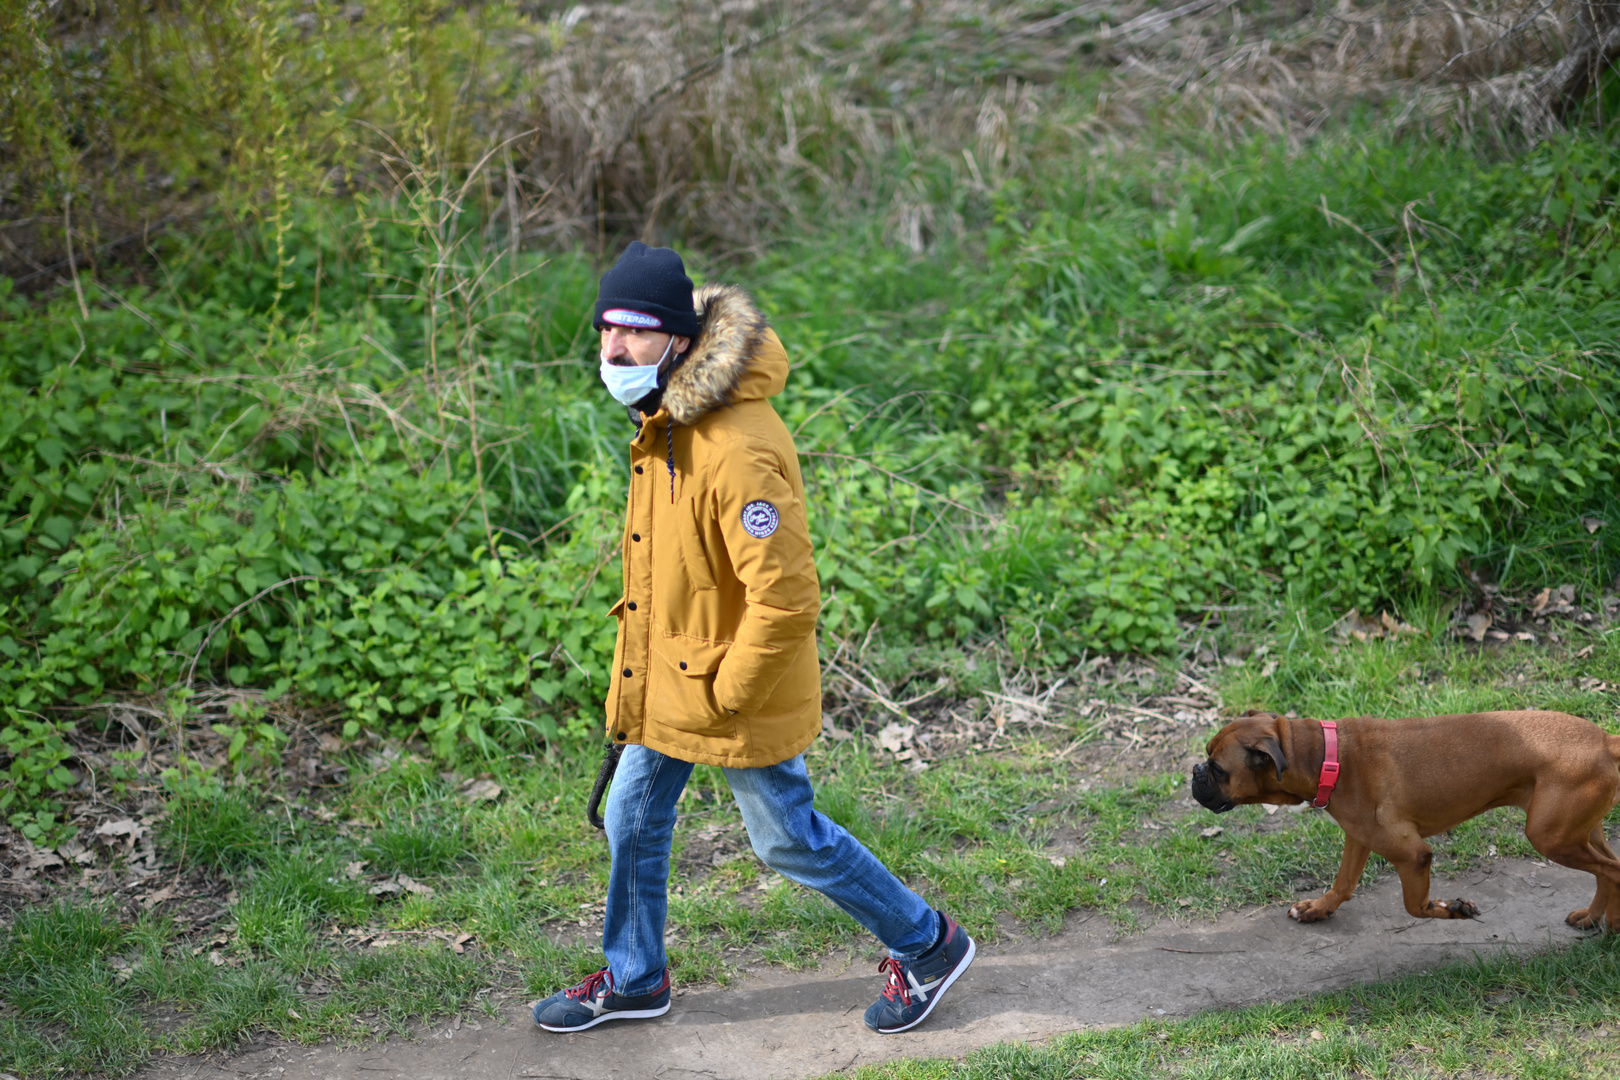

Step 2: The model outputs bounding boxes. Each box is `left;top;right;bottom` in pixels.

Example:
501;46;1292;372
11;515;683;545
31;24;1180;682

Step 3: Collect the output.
864;911;976;1033
531;968;671;1032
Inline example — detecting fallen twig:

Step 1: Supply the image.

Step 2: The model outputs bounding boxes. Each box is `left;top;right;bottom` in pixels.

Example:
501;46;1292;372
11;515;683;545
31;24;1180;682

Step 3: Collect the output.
825;659;913;723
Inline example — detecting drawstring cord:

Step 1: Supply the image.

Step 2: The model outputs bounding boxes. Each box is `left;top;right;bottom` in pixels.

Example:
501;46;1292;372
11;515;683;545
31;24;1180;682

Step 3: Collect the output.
629;415;676;501
666;420;676;500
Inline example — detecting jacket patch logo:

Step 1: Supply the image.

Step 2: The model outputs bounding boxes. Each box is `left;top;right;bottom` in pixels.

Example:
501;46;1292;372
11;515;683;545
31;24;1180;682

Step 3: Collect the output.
740;500;779;538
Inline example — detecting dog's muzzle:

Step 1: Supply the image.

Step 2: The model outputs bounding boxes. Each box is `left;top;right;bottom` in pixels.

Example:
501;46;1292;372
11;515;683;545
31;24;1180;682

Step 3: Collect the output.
1190;761;1235;813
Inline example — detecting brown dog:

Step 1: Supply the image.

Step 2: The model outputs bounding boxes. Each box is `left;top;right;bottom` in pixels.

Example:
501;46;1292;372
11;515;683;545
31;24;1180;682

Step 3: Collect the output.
1190;709;1620;929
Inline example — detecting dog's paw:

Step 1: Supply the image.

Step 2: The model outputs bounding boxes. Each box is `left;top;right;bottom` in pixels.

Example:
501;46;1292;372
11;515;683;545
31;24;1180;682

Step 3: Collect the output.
1434;898;1480;919
1566;907;1600;930
1288;899;1335;923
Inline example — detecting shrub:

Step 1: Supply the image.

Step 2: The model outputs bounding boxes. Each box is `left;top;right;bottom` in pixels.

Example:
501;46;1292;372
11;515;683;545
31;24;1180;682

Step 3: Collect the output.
3;109;1617;817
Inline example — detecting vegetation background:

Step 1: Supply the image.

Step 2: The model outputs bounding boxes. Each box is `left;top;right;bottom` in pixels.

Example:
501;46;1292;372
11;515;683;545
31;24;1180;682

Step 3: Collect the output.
1;1;1619;1076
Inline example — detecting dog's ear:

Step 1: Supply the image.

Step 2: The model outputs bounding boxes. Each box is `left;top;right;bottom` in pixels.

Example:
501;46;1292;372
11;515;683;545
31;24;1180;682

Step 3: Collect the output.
1248;736;1288;779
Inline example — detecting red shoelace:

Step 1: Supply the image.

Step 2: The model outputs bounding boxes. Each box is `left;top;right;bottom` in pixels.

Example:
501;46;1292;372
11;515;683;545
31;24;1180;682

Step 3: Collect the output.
564;970;611;1001
877;957;913;1006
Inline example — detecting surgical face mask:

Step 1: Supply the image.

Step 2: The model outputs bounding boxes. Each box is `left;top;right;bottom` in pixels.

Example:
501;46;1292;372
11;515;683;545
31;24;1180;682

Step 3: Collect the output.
598;335;674;406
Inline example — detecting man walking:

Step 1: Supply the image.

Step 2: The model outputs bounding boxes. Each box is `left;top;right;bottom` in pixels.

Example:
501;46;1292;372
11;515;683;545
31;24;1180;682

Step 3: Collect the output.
532;242;974;1035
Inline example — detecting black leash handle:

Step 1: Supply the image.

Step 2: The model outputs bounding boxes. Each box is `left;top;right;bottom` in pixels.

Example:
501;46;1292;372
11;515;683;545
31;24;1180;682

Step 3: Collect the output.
587;742;624;830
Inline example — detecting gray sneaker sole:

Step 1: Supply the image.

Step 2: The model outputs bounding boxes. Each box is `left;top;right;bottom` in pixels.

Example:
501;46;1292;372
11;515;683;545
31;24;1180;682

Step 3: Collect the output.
533;1000;671;1032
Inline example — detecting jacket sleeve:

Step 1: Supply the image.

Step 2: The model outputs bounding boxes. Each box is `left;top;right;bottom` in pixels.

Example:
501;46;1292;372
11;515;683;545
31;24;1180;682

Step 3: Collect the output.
709;438;820;716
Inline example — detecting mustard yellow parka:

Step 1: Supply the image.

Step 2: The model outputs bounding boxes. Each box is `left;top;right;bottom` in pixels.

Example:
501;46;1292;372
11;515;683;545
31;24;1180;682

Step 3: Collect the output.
603;284;821;768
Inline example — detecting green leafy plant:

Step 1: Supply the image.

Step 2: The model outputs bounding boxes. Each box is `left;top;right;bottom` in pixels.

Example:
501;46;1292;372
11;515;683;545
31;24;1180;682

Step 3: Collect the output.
0;715;75;844
4;80;1619;821
1149;197;1273;278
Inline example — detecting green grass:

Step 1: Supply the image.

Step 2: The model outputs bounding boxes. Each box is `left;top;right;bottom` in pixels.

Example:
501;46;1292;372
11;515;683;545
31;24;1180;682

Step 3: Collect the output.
837;935;1620;1080
1223;601;1620;724
365;818;467;877
4;623;1617;1076
157;790;280;872
0;902;147;1074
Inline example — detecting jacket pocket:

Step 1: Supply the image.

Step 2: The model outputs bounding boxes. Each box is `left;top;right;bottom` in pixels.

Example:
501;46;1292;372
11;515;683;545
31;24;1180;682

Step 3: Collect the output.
648;634;734;738
679;497;717;591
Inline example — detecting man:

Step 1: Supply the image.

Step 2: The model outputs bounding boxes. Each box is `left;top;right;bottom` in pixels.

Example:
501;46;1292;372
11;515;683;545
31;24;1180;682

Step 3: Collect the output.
531;242;974;1035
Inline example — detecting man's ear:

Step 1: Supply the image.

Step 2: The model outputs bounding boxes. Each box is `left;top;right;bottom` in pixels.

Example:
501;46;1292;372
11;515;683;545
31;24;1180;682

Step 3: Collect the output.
1250;736;1287;779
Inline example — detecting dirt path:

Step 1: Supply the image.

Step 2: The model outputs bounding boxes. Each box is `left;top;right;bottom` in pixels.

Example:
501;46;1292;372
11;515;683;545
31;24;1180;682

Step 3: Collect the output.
140;857;1600;1080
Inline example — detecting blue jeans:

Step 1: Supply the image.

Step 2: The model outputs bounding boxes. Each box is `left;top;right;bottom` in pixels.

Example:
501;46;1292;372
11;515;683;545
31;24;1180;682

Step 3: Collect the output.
601;744;938;995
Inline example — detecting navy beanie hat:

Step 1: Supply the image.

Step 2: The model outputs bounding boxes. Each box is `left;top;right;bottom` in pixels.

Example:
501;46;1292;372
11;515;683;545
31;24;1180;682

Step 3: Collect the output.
594;242;700;339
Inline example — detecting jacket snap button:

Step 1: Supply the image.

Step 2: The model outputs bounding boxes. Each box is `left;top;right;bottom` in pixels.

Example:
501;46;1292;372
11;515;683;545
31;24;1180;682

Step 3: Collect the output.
632;533;641;542
616;731;627;740
622;668;633;678
634;465;643;474
679;661;688;670
627;601;637;611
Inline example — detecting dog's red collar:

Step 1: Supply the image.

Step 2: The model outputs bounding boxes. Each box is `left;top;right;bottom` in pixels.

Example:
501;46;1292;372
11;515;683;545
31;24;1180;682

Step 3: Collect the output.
1312;720;1340;809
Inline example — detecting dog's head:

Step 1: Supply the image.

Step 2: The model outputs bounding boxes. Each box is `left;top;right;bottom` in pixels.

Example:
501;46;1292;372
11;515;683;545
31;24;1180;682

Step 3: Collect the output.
1190;710;1307;814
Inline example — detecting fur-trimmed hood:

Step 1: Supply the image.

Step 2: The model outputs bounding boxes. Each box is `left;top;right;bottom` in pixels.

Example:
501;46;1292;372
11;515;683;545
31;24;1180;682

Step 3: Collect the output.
661;284;785;425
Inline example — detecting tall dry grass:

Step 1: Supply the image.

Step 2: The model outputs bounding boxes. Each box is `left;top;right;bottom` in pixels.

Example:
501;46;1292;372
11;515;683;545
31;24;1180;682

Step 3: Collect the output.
1081;0;1587;142
0;0;1608;281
